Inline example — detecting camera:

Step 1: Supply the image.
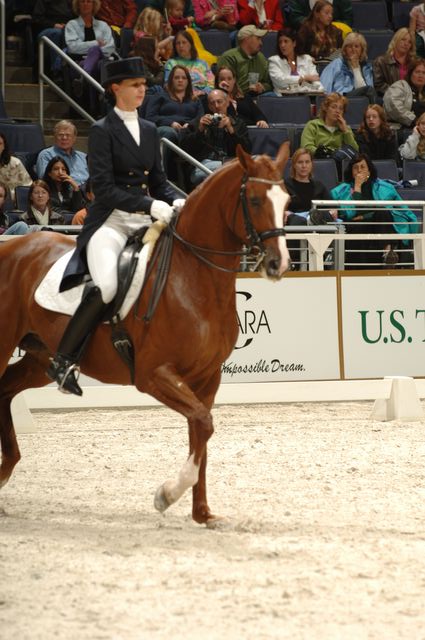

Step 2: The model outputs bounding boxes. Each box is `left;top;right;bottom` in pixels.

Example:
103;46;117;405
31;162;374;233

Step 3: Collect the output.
210;113;223;125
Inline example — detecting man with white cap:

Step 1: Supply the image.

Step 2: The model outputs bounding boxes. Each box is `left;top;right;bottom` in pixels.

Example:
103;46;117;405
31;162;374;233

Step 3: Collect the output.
217;25;273;96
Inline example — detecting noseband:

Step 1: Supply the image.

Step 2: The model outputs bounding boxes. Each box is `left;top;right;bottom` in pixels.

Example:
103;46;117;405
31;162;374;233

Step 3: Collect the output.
170;172;287;273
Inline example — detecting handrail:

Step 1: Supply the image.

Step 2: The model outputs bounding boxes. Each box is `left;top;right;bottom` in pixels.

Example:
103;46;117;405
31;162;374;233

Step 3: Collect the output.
159;136;214;177
38;36;105;127
0;0;5;97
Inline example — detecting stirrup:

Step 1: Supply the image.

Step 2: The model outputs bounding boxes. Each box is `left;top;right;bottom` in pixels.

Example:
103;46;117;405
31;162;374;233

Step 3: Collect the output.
48;358;82;396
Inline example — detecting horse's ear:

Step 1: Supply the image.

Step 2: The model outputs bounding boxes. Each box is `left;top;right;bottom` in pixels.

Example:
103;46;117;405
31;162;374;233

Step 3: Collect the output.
236;144;255;172
275;141;290;175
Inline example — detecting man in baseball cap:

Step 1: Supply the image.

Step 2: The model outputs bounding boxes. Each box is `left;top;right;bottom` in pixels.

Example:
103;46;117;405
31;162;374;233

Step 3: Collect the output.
217;25;273;96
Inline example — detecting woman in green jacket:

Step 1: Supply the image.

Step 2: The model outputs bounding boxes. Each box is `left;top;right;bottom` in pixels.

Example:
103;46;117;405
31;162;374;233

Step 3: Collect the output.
300;92;358;157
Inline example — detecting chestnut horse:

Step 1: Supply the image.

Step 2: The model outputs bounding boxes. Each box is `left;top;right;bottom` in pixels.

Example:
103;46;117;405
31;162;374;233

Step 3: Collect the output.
0;143;290;526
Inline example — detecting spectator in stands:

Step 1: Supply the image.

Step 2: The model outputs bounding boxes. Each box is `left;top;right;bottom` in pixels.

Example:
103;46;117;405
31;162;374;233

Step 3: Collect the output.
399;111;425;161
32;0;74;79
145;65;203;143
300;92;358;156
181;88;251;184
131;36;165;91
164;30;214;95
285;147;334;222
217;25;273;97
36;120;89;186
72;179;94;225
320;32;376;103
238;0;283;31
42;156;85;220
409;0;425;59
133;7;174;61
331;154;418;268
65;0;117;104
21;179;66;226
287;0;352;30
192;0;238;30
215;67;268;127
383;58;425;127
268;28;324;94
96;0;138;30
355;104;397;161
296;0;343;62
0;132;32;201
373;28;415;97
0;181;31;236
166;0;195;33
146;0;194;17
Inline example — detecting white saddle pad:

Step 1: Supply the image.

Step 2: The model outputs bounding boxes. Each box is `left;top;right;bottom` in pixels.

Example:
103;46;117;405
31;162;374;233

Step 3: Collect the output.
34;224;165;319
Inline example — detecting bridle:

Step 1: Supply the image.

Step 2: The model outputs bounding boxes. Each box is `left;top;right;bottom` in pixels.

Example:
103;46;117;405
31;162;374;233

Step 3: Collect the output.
170;173;287;273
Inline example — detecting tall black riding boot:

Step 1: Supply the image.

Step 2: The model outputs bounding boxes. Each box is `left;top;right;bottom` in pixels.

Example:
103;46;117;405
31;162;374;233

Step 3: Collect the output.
47;286;108;396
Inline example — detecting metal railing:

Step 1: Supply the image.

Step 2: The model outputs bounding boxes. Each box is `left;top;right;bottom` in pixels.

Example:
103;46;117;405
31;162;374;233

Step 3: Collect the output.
38;36;104;127
0;0;5;98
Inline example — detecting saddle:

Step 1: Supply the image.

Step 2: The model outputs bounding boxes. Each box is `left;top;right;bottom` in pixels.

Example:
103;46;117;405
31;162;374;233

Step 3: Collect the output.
107;220;173;382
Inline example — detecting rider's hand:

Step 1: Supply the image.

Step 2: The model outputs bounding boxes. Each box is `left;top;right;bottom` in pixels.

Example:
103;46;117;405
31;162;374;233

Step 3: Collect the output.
150;200;174;223
172;198;186;212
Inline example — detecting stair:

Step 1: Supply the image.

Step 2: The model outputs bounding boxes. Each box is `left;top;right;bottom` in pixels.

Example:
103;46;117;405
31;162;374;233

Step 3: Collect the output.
4;50;91;153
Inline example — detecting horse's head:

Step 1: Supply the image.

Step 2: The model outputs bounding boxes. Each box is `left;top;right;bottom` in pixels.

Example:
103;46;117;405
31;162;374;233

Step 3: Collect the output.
235;142;291;279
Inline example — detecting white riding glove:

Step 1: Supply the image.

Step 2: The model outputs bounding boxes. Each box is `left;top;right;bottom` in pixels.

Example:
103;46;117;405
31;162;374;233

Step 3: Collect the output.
150;200;174;224
172;198;186;212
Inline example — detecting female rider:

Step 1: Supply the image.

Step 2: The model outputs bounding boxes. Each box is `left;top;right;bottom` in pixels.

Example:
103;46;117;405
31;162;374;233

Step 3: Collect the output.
47;57;184;396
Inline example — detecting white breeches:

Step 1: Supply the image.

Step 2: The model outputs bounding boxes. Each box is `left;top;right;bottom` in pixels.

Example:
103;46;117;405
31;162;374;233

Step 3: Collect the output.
87;209;151;304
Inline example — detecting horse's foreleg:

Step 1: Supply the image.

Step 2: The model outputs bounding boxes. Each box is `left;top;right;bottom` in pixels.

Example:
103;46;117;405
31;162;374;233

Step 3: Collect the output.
141;363;215;523
0;351;50;487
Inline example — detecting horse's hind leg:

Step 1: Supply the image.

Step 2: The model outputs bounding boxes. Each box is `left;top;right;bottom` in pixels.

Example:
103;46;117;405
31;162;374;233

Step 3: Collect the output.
142;363;218;524
0;351;50;487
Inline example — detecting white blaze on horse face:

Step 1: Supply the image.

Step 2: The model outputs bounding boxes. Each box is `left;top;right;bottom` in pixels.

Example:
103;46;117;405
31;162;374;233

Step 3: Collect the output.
267;185;291;275
161;453;199;504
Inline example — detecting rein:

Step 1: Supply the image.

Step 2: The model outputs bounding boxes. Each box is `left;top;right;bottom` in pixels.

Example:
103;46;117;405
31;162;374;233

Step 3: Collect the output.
170;174;286;274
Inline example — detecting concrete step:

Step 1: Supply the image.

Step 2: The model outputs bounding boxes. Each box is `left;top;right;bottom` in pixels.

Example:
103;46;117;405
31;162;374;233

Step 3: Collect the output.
5;65;33;84
5;98;72;119
5;83;63;102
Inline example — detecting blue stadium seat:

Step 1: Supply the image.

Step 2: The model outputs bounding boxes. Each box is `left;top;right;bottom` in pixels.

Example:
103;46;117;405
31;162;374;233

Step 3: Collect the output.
352;1;389;29
119;28;134;58
403;160;425;185
248;127;290;157
0;89;8;120
392;1;415;29
362;30;393;60
261;32;278;59
257;95;311;125
284;158;339;191
0;122;45;153
15;185;30;211
199;30;232;56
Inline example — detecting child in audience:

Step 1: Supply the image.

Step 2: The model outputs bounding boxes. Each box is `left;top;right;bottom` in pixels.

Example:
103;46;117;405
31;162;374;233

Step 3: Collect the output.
166;0;194;34
399;111;425;160
133;7;174;61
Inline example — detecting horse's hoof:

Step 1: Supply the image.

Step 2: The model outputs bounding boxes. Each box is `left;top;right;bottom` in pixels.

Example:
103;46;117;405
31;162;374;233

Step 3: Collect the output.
154;485;171;513
205;516;233;530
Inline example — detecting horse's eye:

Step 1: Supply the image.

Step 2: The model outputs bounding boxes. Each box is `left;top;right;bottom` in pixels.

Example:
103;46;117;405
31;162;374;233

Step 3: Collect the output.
250;196;261;207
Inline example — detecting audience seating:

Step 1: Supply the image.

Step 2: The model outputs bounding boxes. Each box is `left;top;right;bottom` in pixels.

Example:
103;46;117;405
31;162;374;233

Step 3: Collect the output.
397;189;425;221
119;28;134;58
0;90;8;120
15;185;30;211
361;29;393;60
199;30;232;56
403;160;425;186
248;127;291;157
316;95;369;127
0;122;45;153
261;32;278;59
257;95;311;125
284;158;339;192
392;1;415;30
352;1;390;30
342;158;399;180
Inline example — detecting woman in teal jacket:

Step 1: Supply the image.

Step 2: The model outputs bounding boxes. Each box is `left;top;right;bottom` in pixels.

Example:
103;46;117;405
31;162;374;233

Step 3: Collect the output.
331;154;418;268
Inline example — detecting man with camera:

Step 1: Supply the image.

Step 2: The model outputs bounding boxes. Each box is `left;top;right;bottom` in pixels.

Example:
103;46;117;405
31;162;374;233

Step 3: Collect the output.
182;89;251;185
